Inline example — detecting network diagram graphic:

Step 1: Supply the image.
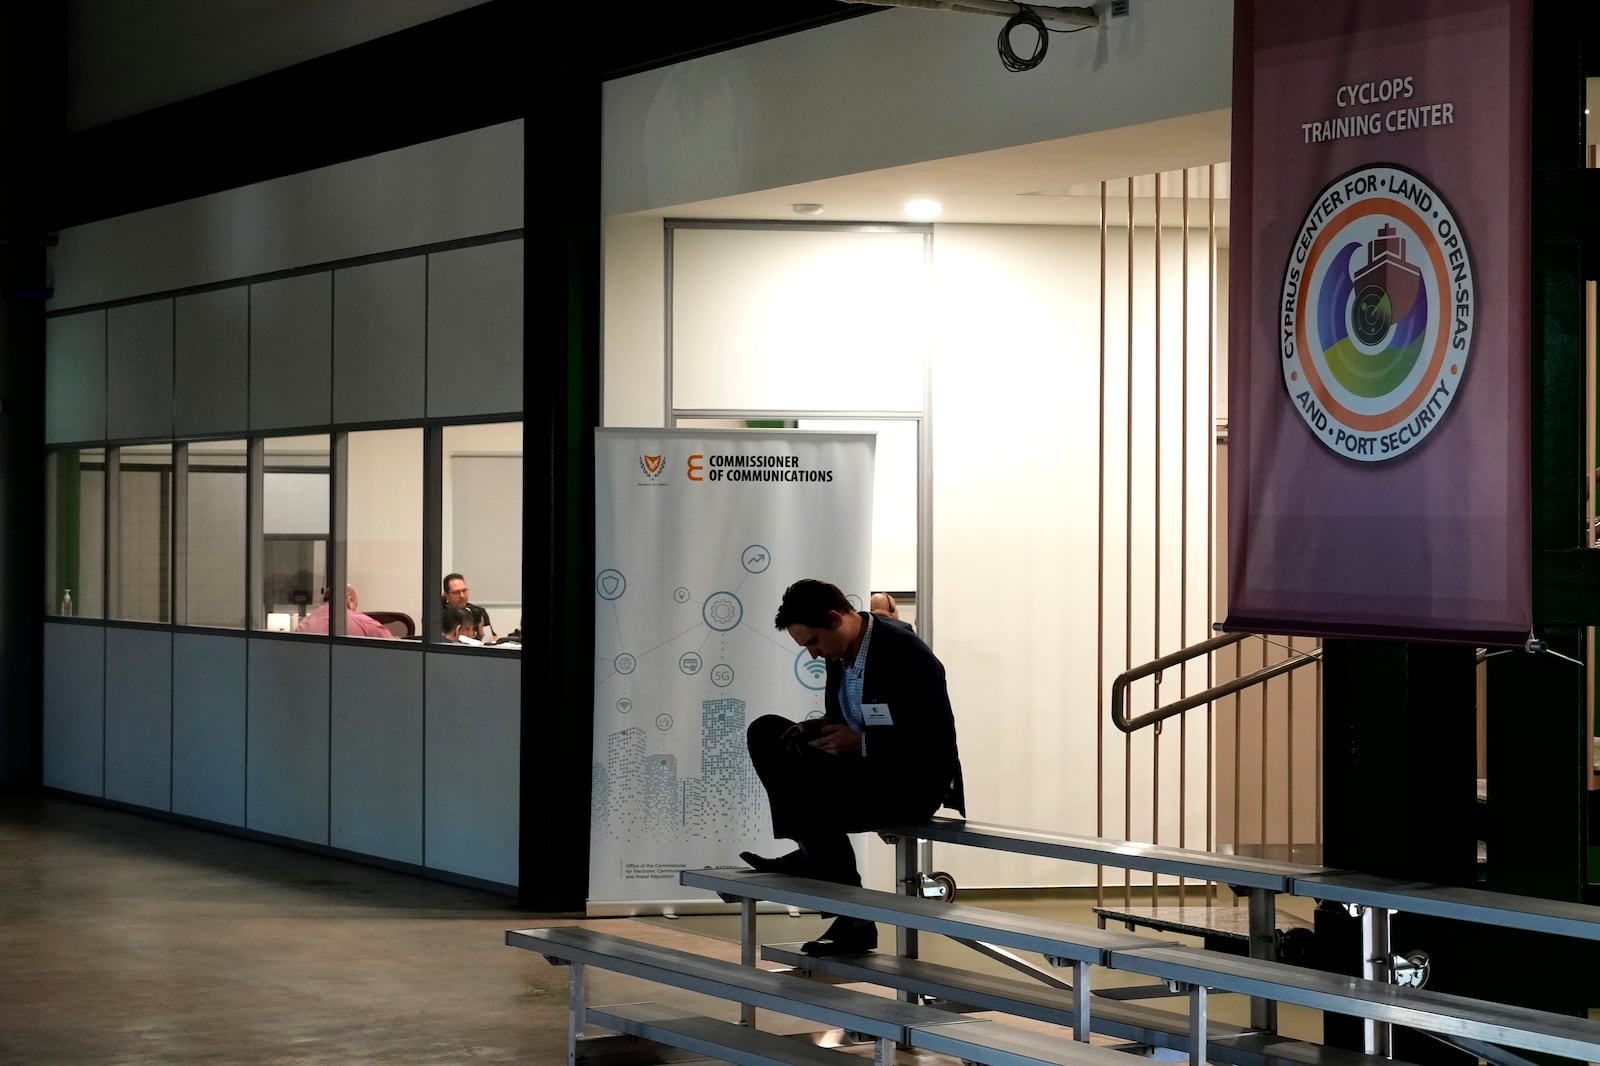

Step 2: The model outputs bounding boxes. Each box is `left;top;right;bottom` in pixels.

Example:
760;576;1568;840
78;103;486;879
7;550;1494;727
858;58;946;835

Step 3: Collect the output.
590;543;843;848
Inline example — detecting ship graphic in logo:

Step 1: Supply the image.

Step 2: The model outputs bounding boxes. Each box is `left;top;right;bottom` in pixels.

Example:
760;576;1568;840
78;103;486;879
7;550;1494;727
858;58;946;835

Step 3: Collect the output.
639;454;665;480
1350;224;1421;349
1280;164;1474;462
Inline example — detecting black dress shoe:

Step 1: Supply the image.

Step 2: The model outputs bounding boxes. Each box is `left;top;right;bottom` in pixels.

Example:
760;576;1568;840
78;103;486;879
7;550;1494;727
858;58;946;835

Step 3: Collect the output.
801;916;877;957
739;850;806;875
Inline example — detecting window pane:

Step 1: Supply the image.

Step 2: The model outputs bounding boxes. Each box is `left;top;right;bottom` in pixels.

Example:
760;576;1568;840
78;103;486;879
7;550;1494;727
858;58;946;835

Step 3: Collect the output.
259;434;329;633
45;448;105;618
115;444;173;622
185;440;247;628
347;428;422;639
438;421;521;647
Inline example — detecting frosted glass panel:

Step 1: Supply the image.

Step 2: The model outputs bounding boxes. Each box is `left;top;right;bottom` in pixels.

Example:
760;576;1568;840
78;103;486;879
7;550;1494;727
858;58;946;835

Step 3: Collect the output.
671;227;927;412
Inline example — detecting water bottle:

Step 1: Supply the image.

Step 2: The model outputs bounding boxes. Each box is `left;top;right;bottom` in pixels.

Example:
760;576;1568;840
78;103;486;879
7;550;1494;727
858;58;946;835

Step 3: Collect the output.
60;588;72;616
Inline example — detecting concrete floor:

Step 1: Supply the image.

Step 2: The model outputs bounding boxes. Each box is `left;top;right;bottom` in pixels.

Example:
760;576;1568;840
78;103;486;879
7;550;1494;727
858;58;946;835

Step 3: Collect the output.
0;795;1322;1065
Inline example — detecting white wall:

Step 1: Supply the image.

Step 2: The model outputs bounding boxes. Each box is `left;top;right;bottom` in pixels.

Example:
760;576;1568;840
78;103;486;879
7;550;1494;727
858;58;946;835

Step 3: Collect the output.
602;4;1233;216
931;223;1215;888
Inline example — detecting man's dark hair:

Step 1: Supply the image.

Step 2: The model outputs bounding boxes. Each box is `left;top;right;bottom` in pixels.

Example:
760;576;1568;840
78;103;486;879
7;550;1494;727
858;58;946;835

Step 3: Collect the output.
774;579;853;630
442;604;473;636
443;572;466;594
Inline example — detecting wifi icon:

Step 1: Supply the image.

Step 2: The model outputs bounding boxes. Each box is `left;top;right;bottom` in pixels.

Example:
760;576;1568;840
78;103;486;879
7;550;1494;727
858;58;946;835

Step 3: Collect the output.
794;651;828;691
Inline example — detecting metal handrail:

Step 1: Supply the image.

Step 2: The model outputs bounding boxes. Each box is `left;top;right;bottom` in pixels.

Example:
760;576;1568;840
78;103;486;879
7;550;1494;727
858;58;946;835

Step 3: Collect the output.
1111;632;1323;734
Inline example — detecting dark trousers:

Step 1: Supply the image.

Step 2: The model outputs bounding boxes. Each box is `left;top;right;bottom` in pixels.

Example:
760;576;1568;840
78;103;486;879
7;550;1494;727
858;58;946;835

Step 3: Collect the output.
746;714;937;889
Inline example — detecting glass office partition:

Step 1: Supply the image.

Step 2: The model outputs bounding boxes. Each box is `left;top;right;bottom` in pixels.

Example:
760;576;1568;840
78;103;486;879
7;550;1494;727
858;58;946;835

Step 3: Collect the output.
44;447;106;618
258;434;330;633
437;421;521;646
184;440;247;628
114;444;173;623
347;427;423;638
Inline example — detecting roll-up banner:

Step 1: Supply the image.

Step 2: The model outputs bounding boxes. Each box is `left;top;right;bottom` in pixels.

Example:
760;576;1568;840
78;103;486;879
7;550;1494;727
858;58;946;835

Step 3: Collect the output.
1225;0;1532;646
589;428;875;911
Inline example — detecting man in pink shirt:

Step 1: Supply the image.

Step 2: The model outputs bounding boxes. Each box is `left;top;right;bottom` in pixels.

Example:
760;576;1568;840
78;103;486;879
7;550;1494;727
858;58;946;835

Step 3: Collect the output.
294;585;396;639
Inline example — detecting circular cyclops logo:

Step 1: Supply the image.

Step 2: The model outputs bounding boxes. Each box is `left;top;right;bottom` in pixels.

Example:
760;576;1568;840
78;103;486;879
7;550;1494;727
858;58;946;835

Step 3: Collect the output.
1280;164;1474;461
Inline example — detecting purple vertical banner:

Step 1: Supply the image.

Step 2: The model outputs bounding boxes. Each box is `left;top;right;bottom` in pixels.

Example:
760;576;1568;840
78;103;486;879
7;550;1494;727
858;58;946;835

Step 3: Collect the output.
1225;0;1532;645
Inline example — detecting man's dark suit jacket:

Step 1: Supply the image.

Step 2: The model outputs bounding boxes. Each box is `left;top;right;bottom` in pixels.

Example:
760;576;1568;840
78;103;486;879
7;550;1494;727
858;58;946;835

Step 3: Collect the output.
823;613;965;817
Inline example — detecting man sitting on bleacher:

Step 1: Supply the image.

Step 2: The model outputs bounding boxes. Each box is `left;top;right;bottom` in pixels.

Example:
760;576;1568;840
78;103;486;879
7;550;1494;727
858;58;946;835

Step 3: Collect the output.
742;578;965;957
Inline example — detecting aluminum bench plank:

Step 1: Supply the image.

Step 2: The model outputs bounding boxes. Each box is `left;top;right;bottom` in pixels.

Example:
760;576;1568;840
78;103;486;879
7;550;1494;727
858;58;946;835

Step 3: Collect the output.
681;868;1172;964
507;926;953;1042
882;817;1326;890
908;1017;1131;1066
1289;871;1600;941
1110;944;1600;1062
765;942;1246;1054
584;1001;856;1066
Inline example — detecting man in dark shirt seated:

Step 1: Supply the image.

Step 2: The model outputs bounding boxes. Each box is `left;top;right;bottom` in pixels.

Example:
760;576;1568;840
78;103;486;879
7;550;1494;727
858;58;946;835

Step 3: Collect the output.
442;572;494;641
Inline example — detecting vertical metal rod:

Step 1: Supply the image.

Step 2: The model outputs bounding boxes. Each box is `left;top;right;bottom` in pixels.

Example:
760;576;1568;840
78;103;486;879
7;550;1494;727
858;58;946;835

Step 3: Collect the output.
1073;960;1091;1041
1188;983;1208;1066
1097;179;1108;907
1124;174;1134;906
1206;164;1218;903
875;1038;893;1066
1246;886;1279;1032
740;898;756;1027
896;835;920;963
567;961;586;1066
1259;639;1269;853
1287;636;1296;849
1232;642;1242;860
1315;654;1324;850
1152;169;1163;898
1361;908;1393;1058
1179;167;1191;901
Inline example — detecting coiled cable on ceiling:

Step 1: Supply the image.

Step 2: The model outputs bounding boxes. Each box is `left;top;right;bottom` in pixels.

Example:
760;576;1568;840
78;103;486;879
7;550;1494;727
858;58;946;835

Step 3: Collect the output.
996;4;1092;73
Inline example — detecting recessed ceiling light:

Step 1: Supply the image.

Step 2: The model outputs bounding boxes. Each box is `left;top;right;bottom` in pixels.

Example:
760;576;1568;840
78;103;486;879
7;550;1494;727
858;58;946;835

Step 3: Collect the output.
904;199;943;221
792;203;824;216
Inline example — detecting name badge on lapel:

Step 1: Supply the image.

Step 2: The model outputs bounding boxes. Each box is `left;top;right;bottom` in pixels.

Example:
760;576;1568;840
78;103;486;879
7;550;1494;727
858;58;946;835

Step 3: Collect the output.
862;703;894;727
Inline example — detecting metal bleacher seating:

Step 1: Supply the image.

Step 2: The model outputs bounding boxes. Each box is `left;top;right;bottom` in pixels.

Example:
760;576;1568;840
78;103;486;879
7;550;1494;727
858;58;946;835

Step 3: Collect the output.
508;817;1600;1066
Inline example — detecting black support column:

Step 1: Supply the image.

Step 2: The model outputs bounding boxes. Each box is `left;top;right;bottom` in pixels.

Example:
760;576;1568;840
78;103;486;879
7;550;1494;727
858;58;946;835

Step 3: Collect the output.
0;5;62;789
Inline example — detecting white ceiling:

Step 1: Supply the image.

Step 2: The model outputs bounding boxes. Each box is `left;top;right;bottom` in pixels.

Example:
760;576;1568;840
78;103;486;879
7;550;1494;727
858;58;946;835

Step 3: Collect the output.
639;109;1233;230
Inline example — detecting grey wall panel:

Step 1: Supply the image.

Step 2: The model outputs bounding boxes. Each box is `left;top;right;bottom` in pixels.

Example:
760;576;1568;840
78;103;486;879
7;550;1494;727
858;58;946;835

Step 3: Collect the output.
426;240;523;418
333;257;425;423
250;273;332;431
107;301;174;441
424;651;518;886
246;639;330;844
50;121;524;311
42;624;104;795
172;632;247;826
45;312;106;445
330;645;423;864
175;288;249;437
104;628;172;810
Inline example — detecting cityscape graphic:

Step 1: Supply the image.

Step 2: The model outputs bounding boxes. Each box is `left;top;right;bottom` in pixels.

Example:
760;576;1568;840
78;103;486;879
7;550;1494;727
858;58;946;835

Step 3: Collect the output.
591;696;771;847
